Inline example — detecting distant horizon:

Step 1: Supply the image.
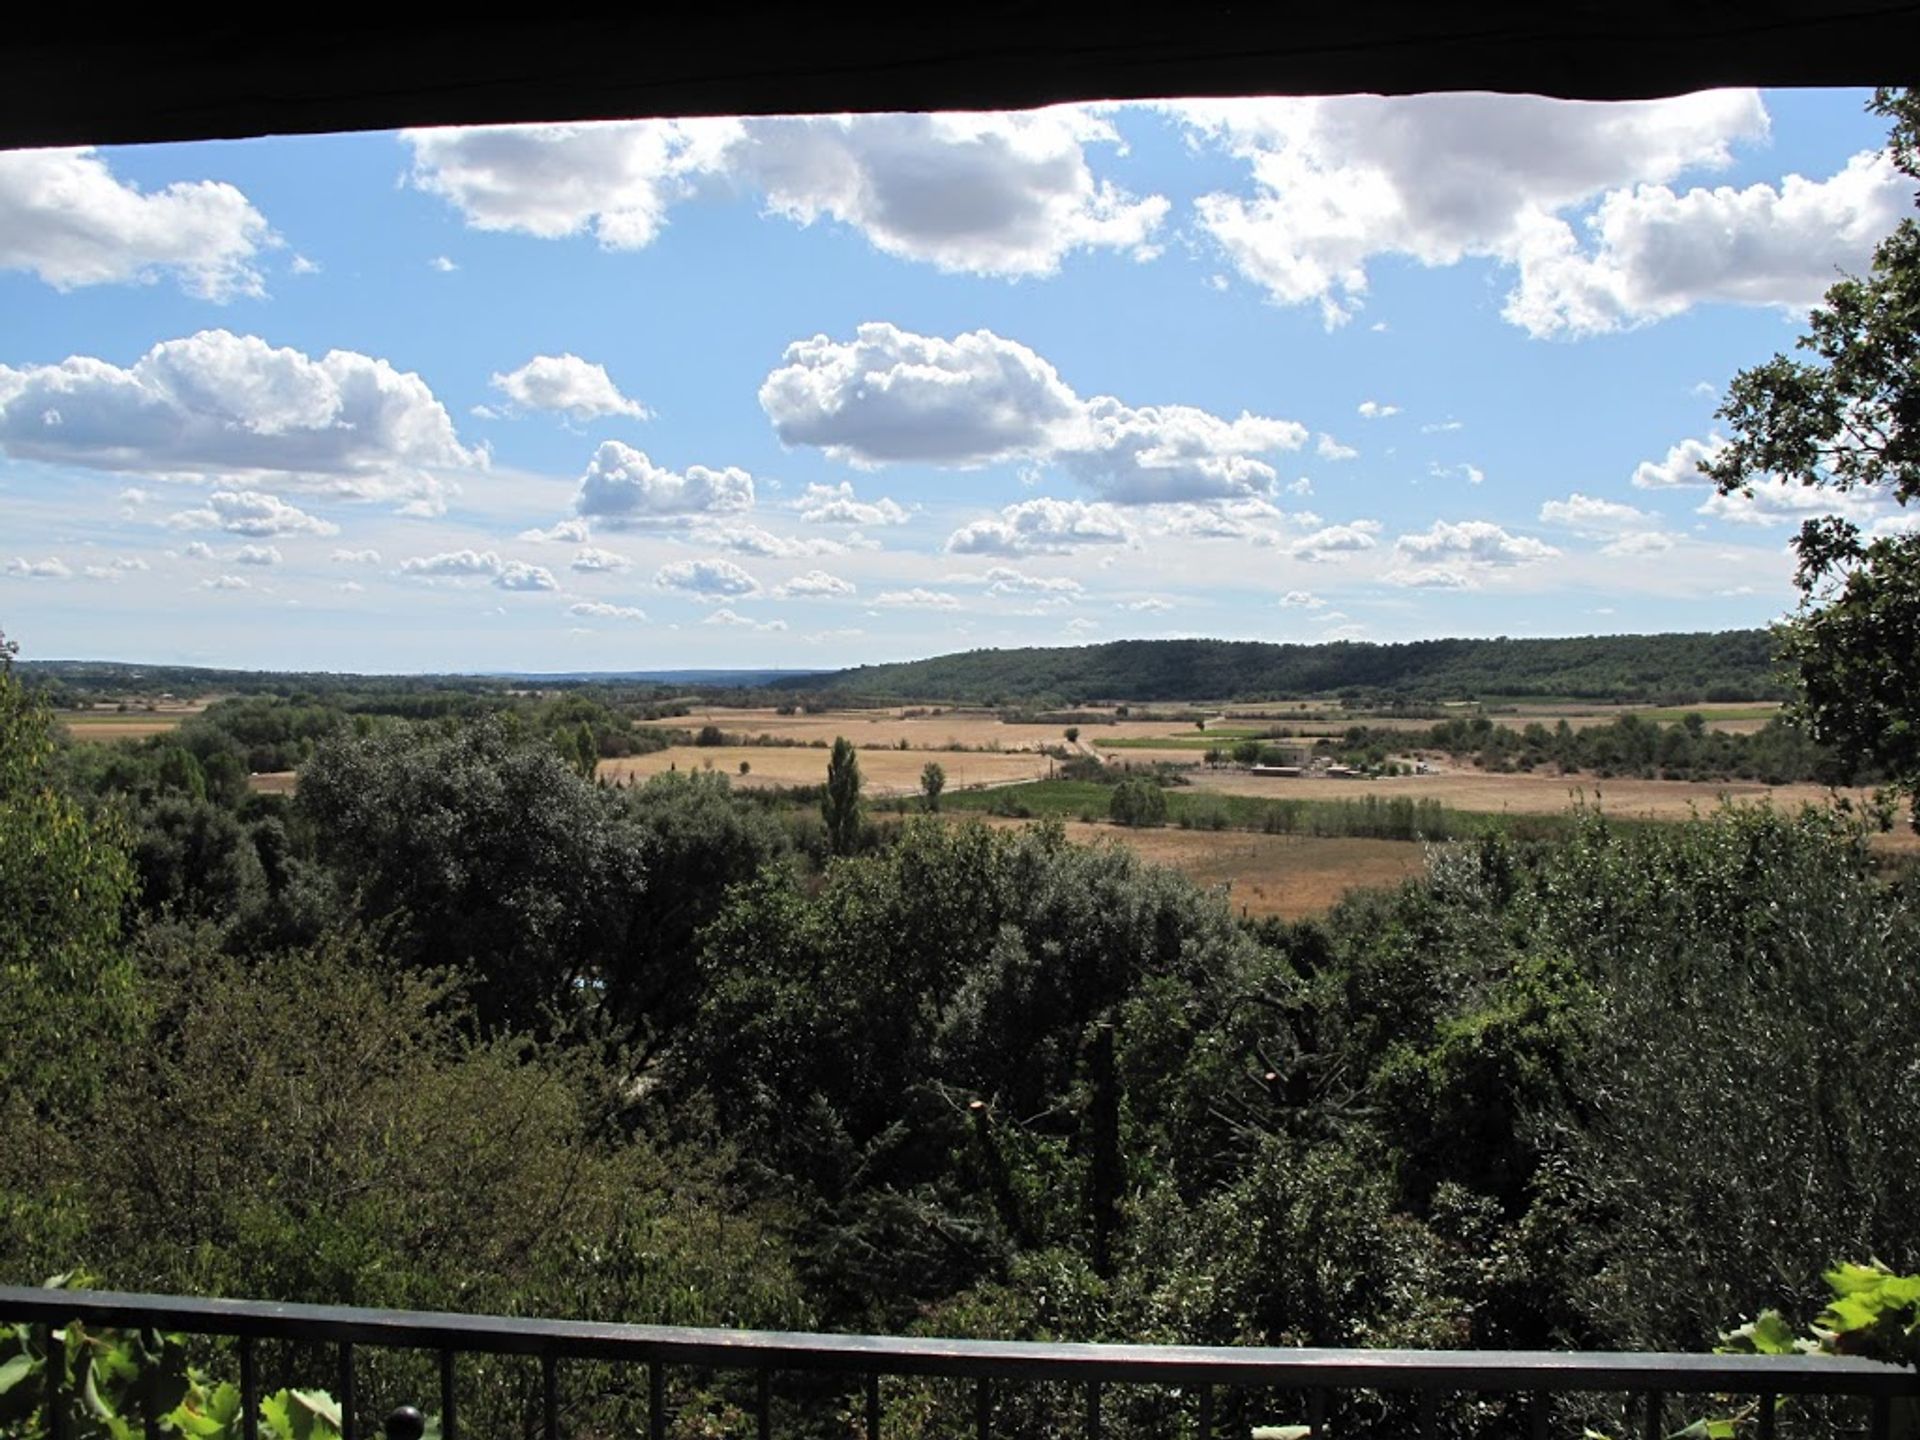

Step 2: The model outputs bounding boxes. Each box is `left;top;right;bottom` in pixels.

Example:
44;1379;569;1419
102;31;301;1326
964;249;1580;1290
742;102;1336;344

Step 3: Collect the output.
4;89;1892;669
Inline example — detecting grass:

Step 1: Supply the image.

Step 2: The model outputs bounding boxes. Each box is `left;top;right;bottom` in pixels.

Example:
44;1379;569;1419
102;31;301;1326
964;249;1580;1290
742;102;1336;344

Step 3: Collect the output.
1632;704;1782;723
935;778;1592;843
1097;729;1283;751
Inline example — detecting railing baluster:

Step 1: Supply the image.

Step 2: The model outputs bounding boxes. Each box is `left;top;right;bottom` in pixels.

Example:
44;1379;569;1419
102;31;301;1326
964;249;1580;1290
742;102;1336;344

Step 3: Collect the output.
1086;1380;1102;1440
1870;1393;1892;1440
756;1368;771;1440
438;1349;456;1440
1642;1391;1663;1440
975;1377;990;1440
1308;1386;1328;1440
542;1353;559;1440
239;1336;259;1440
1198;1384;1213;1440
648;1361;665;1440
865;1373;880;1440
337;1343;356;1440
45;1326;66;1440
1757;1393;1775;1440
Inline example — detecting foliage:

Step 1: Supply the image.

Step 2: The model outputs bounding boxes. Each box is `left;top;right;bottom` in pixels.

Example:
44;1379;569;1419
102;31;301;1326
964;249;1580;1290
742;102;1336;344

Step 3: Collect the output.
919;760;945;812
822;736;863;856
1707;88;1920;821
1107;777;1168;827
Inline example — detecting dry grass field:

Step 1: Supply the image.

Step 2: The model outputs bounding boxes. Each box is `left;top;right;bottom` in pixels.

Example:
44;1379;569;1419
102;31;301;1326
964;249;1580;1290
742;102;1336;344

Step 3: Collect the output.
599;744;1055;796
1185;764;1873;822
57;704;204;742
679;704;1200;750
980;818;1429;919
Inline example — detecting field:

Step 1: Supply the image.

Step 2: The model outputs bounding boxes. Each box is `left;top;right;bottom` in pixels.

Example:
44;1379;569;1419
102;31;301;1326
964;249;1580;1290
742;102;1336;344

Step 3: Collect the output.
57;704;204;742
673;704;1200;749
600;744;1055;795
979;819;1429;919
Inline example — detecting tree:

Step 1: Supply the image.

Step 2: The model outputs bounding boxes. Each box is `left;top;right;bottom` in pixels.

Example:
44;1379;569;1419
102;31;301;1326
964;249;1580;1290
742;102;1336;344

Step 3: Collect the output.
1707;88;1920;819
1064;726;1080;744
920;760;946;812
823;736;863;855
1108;777;1168;827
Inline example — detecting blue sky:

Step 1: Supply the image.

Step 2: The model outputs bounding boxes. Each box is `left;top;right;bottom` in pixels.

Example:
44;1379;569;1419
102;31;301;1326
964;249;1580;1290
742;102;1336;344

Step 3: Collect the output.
0;89;1908;672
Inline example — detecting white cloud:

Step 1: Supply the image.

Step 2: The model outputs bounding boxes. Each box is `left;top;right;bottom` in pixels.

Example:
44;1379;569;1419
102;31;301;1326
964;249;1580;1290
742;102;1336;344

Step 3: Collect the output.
654;557;760;597
1429;462;1485;486
1421;419;1464;434
1279;590;1325;608
1602;530;1681;555
1122;596;1174;612
183;541;215;560
232;544;282;566
518;518;592;544
1632;434;1725;488
331;547;381;564
704;607;788;632
773;569;857;598
1356;400;1399;419
1390;519;1559;586
405;109;1166;277
1316;433;1357;461
763;322;1302;503
980;566;1084;597
0;331;480;512
1507;151;1909;337
429;255;458;273
5;555;72;579
491;354;648;421
690;523;856;557
946;497;1134;555
1065;617;1100;636
1696;477;1886;528
398;549;557;591
1289;521;1381;562
795;481;910;526
201;574;251;591
569;601;647;621
874;588;962;609
1539;492;1653;533
569;546;632;573
1151;497;1292;544
574;440;753;527
0;147;271;300
165;489;339;537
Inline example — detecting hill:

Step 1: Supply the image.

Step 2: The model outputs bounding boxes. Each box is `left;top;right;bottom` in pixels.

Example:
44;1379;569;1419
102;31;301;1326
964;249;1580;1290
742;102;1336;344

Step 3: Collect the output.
803;631;1784;704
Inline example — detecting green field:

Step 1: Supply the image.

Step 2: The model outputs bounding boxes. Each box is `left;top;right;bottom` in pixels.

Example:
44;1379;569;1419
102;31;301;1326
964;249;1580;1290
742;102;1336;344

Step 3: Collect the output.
1631;704;1781;723
931;778;1590;843
1096;728;1282;751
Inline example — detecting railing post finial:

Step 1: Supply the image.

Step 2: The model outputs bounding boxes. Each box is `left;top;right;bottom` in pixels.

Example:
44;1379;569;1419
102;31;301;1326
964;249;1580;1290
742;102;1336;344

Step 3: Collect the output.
384;1406;427;1440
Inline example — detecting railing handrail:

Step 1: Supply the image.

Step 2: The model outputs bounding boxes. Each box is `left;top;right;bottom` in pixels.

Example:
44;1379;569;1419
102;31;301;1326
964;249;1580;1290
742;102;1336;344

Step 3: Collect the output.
5;1286;1917;1399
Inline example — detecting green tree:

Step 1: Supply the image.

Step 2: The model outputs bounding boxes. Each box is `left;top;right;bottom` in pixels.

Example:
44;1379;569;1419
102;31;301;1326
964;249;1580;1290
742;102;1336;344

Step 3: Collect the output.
920;760;946;812
1107;777;1168;827
0;631;140;1112
823;736;863;855
1064;726;1080;744
1706;88;1920;819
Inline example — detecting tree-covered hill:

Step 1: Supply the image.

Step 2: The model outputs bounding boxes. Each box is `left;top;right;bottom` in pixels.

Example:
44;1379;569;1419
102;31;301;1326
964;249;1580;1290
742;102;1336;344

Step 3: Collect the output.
802;630;1784;705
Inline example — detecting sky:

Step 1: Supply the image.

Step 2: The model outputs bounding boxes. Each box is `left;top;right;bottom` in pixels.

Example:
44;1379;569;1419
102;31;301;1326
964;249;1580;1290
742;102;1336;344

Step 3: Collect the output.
0;88;1910;673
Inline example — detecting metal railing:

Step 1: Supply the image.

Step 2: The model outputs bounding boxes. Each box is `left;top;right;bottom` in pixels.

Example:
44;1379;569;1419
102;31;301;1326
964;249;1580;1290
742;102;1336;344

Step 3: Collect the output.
4;1286;1916;1440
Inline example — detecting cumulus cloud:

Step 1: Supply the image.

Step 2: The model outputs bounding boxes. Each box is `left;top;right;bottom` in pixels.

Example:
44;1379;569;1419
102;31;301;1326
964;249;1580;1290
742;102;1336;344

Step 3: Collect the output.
772;569;857;599
763;322;1303;502
232;544;281;566
1175;91;1773;328
1356;400;1398;419
5;555;72;579
491;354;648;421
331;548;380;564
946;497;1134;555
1289;521;1381;562
519;518;592;544
574;440;753;527
796;481;909;526
1507;151;1909;337
1696;478;1887;527
654;557;760;597
165;489;339;537
874;588;962;609
1632;434;1725;488
1279;590;1325;608
690;523;857;558
0;147;271;300
704;607;788;632
569;546;631;572
1390;519;1559;586
1538;492;1653;533
0;331;480;512
569;601;647;621
1316;433;1357;460
405;109;1166;277
1602;530;1681;555
183;541;215;560
398;549;557;590
201;574;251;591
1122;596;1174;612
979;566;1084;597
